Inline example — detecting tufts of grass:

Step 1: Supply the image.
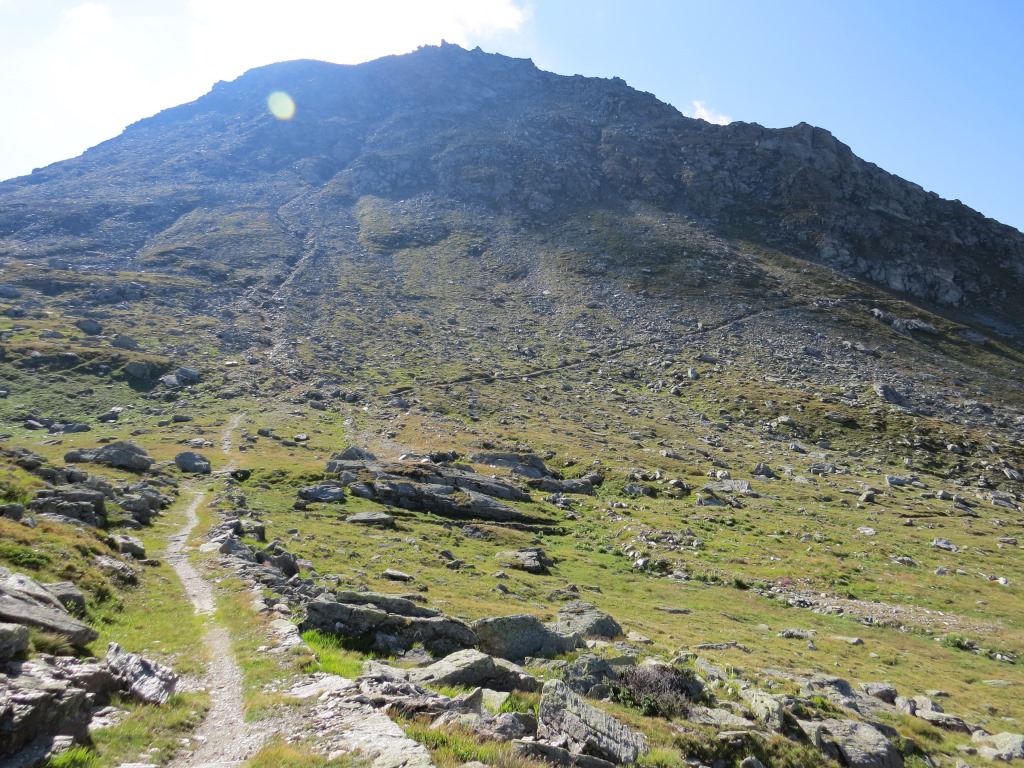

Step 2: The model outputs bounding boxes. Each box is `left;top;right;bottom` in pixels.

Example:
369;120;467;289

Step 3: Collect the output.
214;577;315;719
45;747;96;768
497;690;540;716
301;630;365;678
89;693;209;766
0;541;51;569
401;720;546;768
28;627;75;657
245;740;367;768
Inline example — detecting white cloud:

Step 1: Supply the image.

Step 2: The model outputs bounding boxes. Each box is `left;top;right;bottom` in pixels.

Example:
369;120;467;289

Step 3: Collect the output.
0;0;530;181
185;0;530;81
688;99;731;125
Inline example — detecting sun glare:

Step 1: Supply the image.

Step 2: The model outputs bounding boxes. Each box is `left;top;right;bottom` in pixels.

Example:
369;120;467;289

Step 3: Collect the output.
267;91;296;120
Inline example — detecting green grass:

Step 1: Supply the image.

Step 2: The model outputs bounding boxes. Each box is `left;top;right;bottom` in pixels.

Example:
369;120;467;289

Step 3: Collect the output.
45;747;96;768
400;720;546;768
301;630;365;678
244;741;366;768
89;693;209;768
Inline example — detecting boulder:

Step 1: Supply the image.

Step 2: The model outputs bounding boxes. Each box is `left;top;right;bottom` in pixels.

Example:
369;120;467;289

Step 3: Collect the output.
914;708;970;733
495;548;553;575
174;451;211;474
300;598;476;657
860;682;899;705
0;575;98;648
537;679;648;764
42;582;86;615
513;740;615;768
95;442;153;472
345;511;394;527
0;622;29;661
111;534;146;559
406;649;538;692
175;366;201;384
75;318;102;335
549;601;622;639
472;614;584;661
105;642;178;704
299;483;346;503
336;446;377;461
973;731;1024;762
561;653;618;697
123;360;153;381
0;658;92;759
800;719;903;768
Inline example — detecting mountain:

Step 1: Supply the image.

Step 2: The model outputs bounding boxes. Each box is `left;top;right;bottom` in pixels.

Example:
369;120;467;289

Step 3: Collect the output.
2;43;1024;768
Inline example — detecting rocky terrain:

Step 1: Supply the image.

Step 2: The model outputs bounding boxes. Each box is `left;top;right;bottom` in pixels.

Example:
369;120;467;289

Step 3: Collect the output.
1;43;1024;768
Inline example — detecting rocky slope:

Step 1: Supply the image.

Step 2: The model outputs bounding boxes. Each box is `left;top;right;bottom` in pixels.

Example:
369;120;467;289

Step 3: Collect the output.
1;43;1024;768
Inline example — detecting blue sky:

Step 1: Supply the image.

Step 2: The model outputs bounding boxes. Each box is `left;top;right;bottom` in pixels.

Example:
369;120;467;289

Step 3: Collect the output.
2;0;1021;232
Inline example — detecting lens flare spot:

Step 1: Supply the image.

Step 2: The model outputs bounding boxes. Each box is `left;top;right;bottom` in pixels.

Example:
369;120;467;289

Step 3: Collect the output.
267;91;295;120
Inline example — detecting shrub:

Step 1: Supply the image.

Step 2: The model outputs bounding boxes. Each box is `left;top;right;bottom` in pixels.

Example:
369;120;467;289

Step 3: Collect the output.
610;664;699;719
0;542;50;569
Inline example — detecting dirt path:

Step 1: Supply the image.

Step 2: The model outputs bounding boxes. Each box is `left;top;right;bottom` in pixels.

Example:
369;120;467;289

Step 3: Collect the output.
166;415;264;768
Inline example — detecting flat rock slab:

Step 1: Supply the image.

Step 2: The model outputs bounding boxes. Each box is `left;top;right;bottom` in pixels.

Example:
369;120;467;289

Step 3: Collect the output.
346;512;395;527
0;591;98;648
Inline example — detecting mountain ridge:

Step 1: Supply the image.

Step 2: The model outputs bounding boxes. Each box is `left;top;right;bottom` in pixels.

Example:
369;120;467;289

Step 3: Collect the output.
2;42;1024;768
2;43;1022;331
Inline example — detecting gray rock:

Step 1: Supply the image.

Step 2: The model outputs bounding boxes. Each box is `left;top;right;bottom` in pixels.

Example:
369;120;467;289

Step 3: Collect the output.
43;582;87;615
931;537;960;553
105;642;178;704
299;483;346;503
336;446;377;461
0;622;29;661
495;548;553;574
0;574;98;648
94;442;153;472
549;601;622;639
174;451;211;474
739;687;785;731
972;731;1024;762
860;682;899;704
406;649;536;692
801;675;862;713
914;708;970;733
512;740;615;768
800;719;903;768
537;679;648;764
0;283;21;299
123;360;153;381
300;598;476;657
111;334;140;350
0;657;92;759
472;614;584;661
175;366;201;384
75;318;102;335
345;511;395;527
561;653;618;697
111;534;146;559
